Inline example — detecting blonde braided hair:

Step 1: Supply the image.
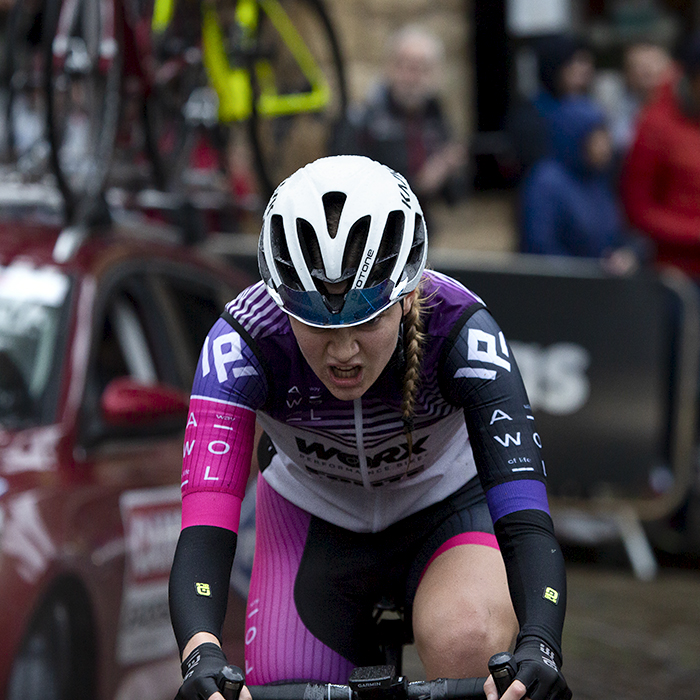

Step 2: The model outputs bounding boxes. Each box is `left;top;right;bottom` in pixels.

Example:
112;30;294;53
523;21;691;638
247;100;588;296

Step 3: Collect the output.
401;283;426;461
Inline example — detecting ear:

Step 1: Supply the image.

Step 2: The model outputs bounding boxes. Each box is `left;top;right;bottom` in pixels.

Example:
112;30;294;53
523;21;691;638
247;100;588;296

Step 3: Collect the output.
402;291;416;316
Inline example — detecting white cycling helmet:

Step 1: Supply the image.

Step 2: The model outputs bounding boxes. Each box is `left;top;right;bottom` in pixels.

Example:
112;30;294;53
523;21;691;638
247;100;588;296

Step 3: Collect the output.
258;155;427;327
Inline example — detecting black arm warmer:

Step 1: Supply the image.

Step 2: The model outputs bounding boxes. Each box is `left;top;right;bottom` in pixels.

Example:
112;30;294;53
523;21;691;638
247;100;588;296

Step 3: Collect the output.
168;525;238;655
494;509;567;665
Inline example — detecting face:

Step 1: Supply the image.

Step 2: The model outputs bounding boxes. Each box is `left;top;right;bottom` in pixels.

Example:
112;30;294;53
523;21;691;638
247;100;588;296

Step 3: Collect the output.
625;44;670;101
289;294;414;401
388;35;440;112
585;127;612;171
559;49;595;96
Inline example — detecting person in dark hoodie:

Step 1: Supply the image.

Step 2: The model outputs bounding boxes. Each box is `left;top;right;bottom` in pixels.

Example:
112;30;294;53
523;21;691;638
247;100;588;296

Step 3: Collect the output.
502;33;595;184
518;96;632;260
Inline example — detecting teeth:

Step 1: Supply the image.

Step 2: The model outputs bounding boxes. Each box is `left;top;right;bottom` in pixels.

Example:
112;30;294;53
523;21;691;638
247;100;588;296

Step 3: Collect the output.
331;366;360;378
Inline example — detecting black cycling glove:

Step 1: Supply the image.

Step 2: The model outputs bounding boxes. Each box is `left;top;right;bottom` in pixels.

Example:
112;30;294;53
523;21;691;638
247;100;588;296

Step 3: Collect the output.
176;642;242;700
511;638;572;700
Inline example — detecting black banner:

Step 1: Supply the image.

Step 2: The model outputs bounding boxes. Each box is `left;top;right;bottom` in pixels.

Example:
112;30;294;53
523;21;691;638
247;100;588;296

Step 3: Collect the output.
215;240;697;509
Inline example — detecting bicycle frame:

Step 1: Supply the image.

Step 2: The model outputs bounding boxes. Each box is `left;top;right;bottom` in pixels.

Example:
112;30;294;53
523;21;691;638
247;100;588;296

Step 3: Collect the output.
51;0;119;73
151;0;331;122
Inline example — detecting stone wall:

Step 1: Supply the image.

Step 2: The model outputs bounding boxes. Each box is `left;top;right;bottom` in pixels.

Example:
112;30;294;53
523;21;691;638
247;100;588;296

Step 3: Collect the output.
324;0;474;140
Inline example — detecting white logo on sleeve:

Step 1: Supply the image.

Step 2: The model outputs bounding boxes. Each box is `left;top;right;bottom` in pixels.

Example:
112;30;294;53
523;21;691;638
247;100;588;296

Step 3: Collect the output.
286;386;302;408
494;432;521;447
455;329;511;380
490;409;512;424
201;333;259;383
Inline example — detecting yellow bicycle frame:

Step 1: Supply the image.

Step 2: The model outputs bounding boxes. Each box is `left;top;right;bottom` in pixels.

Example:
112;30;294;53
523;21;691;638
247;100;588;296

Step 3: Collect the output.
151;0;331;123
151;0;175;33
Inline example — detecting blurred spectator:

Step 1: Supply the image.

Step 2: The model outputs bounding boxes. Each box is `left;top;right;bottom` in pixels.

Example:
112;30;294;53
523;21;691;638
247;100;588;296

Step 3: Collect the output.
520;96;640;272
333;24;468;231
621;32;700;281
503;33;596;183
597;41;672;165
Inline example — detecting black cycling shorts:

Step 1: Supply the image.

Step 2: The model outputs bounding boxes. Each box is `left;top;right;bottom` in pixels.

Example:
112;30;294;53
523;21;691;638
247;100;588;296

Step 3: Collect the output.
293;475;497;665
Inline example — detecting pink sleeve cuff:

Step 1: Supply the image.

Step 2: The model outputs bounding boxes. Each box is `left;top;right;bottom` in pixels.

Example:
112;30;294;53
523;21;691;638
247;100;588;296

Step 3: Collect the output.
181;491;243;533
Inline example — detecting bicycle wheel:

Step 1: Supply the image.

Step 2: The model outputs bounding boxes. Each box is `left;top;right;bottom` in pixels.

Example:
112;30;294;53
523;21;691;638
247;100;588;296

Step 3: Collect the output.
7;588;96;700
135;0;220;192
2;0;49;171
44;0;123;220
245;0;348;196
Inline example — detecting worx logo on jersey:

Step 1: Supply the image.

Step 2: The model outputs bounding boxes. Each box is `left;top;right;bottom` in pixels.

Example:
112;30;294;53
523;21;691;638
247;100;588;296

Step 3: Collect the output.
296;435;428;466
294;435;429;485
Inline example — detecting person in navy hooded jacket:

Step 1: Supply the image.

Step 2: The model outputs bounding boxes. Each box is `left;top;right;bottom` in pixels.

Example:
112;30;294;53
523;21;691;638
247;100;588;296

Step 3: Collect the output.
519;96;635;262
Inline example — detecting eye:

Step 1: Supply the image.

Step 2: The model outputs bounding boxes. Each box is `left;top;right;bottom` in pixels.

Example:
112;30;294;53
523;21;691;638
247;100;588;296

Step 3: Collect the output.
358;315;384;330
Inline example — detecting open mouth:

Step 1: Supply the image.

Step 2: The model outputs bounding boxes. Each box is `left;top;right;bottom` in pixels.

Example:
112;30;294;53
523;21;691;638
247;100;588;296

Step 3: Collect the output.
330;366;361;379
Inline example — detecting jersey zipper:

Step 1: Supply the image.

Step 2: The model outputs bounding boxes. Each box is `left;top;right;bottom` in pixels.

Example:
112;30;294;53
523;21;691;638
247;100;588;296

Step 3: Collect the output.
353;397;372;490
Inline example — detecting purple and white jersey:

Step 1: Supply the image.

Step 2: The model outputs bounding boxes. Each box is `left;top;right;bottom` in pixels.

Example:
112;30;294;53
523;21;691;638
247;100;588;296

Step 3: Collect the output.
181;270;549;533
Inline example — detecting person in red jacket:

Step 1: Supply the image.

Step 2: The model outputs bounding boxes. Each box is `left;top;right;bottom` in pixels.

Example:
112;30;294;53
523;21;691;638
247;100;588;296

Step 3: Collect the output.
621;32;700;280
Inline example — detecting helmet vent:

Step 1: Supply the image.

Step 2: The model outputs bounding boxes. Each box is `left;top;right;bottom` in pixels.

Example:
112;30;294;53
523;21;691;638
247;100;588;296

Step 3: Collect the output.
322;192;347;239
297;218;326;283
367;210;404;287
341;215;371;282
271;214;303;291
403;214;426;280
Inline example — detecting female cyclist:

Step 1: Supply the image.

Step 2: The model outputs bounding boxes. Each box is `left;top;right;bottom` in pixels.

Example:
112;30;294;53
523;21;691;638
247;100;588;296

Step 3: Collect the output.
169;155;572;700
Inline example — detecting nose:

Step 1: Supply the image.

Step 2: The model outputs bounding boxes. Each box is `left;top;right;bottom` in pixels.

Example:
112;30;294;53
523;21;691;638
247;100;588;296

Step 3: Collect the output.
327;328;359;363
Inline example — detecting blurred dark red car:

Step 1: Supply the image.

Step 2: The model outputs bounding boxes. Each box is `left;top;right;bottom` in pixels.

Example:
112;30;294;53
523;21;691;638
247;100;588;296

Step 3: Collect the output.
0;208;251;700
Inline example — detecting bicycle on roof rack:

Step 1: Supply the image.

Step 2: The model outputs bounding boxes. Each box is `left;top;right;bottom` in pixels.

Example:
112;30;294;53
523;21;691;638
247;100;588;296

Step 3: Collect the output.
1;0;47;175
26;0;347;224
